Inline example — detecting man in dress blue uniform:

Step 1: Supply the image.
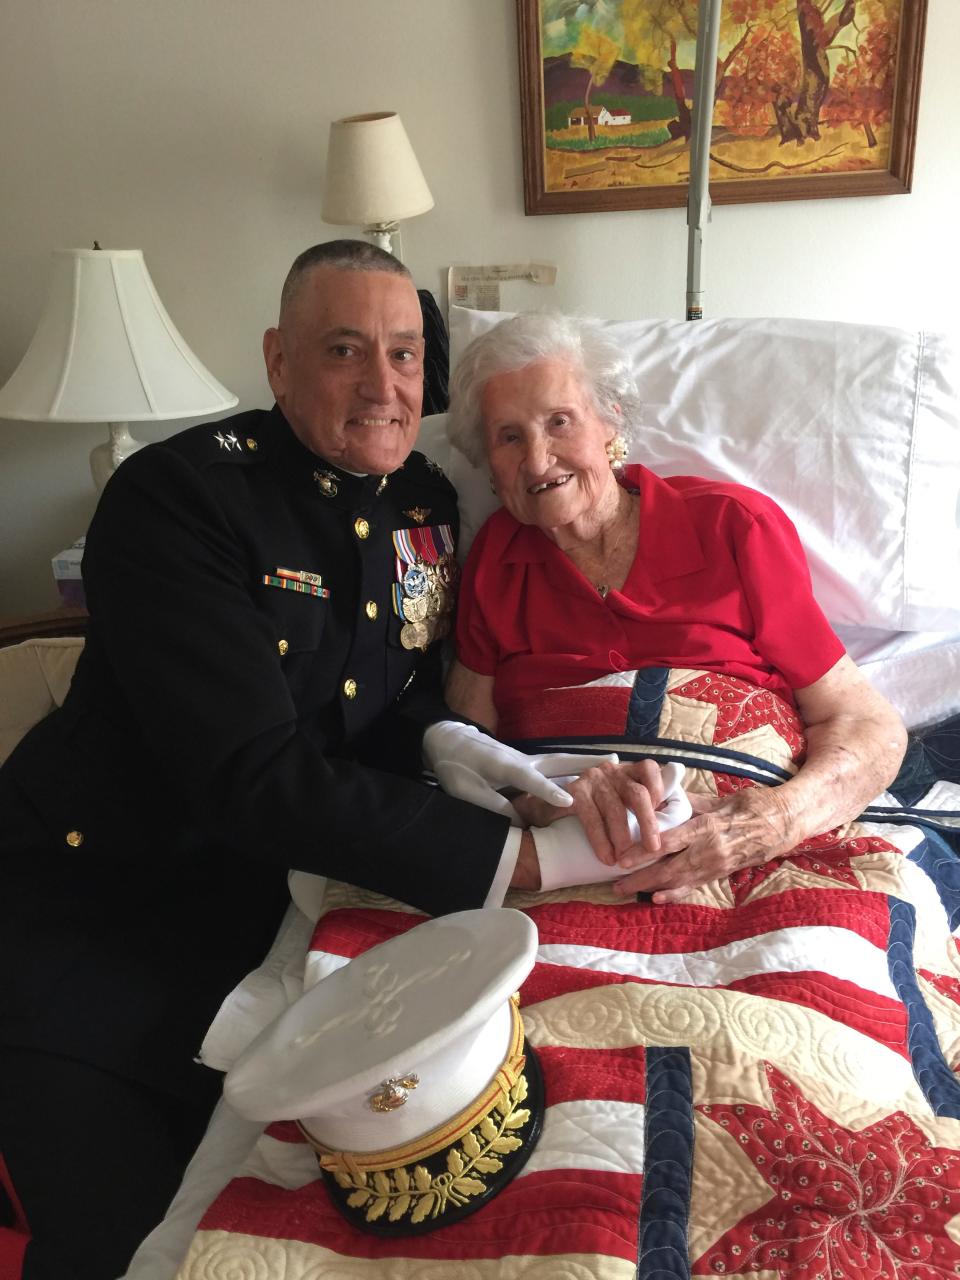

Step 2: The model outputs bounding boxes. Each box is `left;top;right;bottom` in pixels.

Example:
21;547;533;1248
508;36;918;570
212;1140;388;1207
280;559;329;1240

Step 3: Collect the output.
0;241;573;1279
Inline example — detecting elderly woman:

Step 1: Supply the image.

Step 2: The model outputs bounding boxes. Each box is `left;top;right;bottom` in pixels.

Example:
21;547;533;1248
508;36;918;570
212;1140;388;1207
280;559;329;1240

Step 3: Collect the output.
444;313;907;902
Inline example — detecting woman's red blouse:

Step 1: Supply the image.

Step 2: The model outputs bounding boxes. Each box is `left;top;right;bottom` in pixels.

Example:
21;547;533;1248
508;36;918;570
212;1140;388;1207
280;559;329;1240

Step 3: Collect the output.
455;465;845;716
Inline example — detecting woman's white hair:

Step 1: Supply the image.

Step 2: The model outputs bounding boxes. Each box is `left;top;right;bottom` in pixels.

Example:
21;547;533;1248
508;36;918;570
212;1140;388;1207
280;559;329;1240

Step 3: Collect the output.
446;312;642;466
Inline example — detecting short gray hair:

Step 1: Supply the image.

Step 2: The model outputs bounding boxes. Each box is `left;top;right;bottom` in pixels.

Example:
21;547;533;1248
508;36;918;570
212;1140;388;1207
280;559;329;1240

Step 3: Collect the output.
279;239;411;320
447;313;641;466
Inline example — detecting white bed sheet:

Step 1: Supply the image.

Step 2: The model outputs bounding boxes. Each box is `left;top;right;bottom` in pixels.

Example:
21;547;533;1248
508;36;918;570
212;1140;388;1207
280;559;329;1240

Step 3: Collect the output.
836;625;960;728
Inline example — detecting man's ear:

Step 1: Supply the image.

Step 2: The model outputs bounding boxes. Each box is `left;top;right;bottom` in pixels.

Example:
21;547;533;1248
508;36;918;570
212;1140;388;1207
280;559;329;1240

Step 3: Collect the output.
262;328;285;404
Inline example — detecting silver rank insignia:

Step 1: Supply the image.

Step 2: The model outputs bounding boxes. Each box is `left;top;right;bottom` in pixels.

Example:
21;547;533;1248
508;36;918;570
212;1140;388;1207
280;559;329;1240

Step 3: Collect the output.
215;430;241;452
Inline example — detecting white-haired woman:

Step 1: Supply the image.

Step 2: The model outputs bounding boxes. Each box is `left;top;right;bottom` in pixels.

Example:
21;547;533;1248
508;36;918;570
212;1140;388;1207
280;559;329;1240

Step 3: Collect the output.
444;313;907;902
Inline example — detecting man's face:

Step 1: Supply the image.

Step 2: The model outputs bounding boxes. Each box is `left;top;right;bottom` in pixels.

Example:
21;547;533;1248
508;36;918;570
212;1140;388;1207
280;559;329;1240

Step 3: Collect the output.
263;266;424;474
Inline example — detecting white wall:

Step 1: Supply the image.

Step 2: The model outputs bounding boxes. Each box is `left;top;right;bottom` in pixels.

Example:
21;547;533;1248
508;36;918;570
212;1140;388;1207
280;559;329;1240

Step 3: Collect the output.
1;0;957;616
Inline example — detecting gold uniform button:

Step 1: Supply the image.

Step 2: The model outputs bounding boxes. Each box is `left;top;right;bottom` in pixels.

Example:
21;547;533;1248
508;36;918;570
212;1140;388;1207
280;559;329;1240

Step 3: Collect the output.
354;517;370;540
343;678;358;700
66;830;84;848
278;638;289;656
365;600;378;621
246;437;258;451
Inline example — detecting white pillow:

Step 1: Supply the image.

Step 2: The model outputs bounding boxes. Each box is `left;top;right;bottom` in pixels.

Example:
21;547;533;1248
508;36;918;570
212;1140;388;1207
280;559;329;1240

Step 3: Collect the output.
442;307;960;633
415;411;452;475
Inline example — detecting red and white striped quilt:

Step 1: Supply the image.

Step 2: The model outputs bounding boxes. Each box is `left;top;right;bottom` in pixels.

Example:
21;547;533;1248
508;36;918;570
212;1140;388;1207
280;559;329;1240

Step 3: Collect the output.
176;669;960;1279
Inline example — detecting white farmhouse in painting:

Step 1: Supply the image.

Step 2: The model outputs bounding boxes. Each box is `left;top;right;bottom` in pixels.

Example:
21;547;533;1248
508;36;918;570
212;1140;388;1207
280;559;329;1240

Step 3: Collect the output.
568;105;632;127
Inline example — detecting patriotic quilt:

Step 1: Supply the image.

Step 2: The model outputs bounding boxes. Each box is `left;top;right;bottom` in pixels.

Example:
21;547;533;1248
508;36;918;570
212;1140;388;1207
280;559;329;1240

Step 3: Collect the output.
177;668;960;1280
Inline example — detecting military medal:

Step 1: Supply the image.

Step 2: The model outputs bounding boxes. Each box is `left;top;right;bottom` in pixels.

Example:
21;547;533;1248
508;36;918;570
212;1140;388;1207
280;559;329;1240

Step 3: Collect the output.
402;565;429;598
402;595;429;623
391;522;459;634
400;621;430;650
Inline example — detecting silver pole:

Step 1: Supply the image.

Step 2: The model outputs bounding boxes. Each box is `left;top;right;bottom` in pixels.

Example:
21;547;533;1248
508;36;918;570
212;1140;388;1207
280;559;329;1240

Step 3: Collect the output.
686;0;724;321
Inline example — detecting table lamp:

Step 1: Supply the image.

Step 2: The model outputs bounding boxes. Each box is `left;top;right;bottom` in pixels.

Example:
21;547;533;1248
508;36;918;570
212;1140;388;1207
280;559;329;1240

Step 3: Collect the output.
0;246;238;490
321;112;434;260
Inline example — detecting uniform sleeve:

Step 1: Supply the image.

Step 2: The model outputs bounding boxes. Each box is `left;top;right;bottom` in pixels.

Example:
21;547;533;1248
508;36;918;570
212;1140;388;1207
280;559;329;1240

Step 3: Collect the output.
731;494;846;690
455;519;500;676
82;446;510;918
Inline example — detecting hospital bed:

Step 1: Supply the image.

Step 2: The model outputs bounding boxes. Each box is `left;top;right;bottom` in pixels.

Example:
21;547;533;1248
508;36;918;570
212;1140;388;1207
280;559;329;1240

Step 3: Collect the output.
2;312;959;1279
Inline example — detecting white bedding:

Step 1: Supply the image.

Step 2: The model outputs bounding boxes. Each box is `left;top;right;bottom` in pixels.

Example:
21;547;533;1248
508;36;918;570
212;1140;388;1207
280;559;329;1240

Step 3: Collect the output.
837;625;960;728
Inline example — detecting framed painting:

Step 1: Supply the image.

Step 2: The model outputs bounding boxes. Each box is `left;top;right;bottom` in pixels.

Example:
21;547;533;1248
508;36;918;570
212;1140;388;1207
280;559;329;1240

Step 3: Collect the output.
517;0;928;214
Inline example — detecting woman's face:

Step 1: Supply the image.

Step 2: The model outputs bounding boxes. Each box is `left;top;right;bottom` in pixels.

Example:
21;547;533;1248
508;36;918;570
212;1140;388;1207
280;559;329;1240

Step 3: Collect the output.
481;359;619;530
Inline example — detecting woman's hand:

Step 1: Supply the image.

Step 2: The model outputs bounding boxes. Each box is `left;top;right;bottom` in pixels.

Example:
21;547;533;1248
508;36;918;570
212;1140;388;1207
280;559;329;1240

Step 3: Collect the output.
611;786;794;903
510;759;667;865
613;656;908;904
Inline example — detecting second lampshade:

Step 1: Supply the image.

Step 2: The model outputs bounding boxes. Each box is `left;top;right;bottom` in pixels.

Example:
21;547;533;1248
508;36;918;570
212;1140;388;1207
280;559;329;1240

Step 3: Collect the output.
321;112;434;258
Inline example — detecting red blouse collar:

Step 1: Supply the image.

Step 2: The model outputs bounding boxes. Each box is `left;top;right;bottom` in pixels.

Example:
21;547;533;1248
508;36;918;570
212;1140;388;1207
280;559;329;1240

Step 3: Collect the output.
499;464;706;583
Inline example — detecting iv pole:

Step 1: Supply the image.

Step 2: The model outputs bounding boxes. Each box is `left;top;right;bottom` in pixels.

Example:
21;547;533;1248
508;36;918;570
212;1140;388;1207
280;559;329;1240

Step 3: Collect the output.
686;0;724;321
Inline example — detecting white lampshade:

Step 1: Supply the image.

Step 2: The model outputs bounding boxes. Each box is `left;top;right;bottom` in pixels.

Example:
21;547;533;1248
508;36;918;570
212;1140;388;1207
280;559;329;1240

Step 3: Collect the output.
321;112;434;238
0;247;238;488
0;248;237;422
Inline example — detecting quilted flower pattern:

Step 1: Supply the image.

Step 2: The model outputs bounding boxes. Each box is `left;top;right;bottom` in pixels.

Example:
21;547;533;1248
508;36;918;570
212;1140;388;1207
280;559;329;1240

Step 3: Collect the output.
668;671;806;757
698;1062;960;1278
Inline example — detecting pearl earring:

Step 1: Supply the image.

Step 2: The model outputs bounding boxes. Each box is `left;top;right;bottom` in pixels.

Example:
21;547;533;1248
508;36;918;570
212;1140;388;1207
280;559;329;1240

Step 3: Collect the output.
605;435;628;471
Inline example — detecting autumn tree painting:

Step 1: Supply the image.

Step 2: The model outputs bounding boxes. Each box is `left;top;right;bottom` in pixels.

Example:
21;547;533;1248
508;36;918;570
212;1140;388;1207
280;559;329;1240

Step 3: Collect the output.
519;0;925;211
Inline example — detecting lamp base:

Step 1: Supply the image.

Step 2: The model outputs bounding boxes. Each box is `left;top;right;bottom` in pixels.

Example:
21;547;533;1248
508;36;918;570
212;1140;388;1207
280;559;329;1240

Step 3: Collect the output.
363;223;401;260
90;422;144;491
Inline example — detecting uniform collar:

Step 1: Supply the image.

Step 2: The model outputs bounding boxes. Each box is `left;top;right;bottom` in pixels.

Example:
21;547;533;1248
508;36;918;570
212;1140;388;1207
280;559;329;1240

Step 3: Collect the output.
269;404;392;505
502;464;705;582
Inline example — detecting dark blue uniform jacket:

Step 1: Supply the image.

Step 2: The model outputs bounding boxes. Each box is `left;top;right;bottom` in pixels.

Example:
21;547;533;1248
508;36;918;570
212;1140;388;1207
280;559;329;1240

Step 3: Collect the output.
0;407;509;1098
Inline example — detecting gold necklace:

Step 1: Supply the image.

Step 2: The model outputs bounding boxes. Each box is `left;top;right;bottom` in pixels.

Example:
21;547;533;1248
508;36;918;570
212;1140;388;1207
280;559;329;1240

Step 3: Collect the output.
594;503;632;598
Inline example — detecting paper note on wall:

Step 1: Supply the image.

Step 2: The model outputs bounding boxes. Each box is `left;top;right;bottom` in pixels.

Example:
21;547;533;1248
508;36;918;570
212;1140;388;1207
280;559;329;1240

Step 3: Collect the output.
448;263;557;313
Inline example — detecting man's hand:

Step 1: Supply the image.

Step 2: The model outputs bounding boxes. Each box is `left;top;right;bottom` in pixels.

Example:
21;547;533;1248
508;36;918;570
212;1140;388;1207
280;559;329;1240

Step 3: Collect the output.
423;721;616;819
510;759;668;864
612;786;795;903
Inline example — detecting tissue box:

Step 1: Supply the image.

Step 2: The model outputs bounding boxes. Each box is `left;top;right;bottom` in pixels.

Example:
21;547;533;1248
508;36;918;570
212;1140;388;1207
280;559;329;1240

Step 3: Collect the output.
52;536;86;608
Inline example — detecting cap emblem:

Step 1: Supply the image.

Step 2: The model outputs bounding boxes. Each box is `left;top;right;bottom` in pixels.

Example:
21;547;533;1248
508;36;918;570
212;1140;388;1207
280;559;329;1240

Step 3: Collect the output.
316;1026;540;1232
313;469;339;497
369;1074;420;1113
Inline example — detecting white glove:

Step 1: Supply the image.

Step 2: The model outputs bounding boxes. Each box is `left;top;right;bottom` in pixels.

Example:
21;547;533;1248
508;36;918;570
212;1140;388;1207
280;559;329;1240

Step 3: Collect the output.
535;762;692;891
423;721;618;821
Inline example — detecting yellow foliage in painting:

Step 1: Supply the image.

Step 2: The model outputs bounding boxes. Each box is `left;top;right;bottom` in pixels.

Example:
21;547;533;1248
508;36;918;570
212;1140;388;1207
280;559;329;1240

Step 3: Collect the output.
621;0;698;70
570;24;620;86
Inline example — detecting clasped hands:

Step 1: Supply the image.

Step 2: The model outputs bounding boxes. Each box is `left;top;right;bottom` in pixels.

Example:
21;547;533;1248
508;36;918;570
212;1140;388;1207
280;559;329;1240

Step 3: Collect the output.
423;722;792;902
512;760;792;902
